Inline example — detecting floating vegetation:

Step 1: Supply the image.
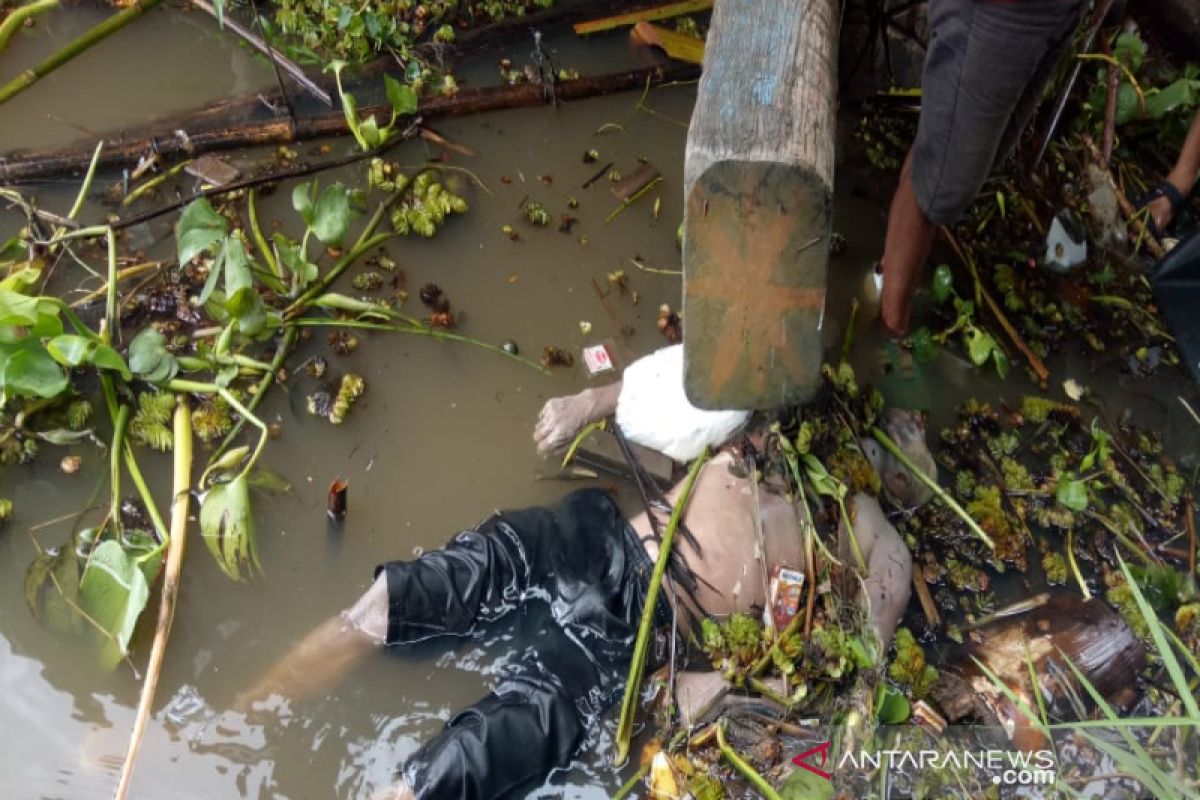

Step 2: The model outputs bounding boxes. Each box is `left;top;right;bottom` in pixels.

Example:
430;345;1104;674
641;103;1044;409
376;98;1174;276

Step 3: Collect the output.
523;200;550;227
382;170;468;237
540;346;573;368
329;374;365;425
129;391;176;452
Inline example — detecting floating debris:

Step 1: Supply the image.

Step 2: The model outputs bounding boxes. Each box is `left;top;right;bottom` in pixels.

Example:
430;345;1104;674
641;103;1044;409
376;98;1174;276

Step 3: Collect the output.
328;330;359;356
501;340;519;355
540;346;574;368
352;271;386;292
327;478;348;522
657;304;681;343
59;455;81;475
329;374;365;425
524;201;551;227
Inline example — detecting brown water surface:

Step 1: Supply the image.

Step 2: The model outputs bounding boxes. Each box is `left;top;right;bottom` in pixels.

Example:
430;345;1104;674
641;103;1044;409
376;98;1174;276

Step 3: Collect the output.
2;12;1199;800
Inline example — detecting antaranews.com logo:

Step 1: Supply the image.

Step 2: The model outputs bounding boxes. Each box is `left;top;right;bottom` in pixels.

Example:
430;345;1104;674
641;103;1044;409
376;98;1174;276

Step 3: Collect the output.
793;740;1055;787
783;725;1164;797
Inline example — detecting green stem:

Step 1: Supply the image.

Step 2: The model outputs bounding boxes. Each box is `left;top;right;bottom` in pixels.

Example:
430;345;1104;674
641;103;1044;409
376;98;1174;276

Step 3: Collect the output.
614;449;710;765
560;419;606;471
68;140;103;220
0;0;59;54
1066;526;1092;601
611;761;651;800
121;160;191;208
286;175;425;316
108;403;129;537
166;380;269;473
99;376;168;539
209;327;297;464
605;175;663;224
247;189;280;279
871;426;995;550
781;447;841;568
0;0;166;105
715;721;784;800
837;493;868;574
750;611;804;678
105;228;118;342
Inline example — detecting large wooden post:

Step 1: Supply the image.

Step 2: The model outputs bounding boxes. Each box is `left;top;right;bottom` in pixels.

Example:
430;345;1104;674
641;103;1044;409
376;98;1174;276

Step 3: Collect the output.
682;0;838;410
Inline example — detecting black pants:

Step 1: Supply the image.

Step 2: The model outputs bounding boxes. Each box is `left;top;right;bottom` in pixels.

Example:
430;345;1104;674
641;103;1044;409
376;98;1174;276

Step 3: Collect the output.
375;489;668;799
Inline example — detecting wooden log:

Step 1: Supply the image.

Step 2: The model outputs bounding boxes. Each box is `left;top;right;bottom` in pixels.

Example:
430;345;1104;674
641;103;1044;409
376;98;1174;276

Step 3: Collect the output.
682;0;837;410
0;62;699;183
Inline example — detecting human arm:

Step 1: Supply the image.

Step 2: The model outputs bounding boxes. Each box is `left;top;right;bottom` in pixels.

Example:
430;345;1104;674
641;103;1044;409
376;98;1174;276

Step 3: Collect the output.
532;380;622;458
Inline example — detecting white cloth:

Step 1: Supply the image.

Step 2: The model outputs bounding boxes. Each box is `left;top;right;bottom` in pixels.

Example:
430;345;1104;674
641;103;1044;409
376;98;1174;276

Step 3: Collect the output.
616;345;751;461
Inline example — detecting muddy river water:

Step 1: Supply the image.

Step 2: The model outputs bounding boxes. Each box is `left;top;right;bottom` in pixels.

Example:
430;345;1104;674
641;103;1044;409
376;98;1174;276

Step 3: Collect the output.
3;6;1200;799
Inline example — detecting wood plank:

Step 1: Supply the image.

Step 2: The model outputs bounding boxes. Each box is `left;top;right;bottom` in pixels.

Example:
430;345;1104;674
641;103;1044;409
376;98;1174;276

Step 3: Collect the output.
682;0;837;410
574;0;713;36
630;21;705;65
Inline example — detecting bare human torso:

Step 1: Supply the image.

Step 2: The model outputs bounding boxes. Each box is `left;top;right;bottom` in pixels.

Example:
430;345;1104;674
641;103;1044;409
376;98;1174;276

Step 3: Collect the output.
628;450;804;623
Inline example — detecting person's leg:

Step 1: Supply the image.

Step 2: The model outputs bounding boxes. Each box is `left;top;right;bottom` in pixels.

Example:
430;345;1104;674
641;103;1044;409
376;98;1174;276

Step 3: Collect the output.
880;149;937;336
240;574;389;706
396;633;604;800
1148;109;1200;232
880;0;1085;335
388;489;666;799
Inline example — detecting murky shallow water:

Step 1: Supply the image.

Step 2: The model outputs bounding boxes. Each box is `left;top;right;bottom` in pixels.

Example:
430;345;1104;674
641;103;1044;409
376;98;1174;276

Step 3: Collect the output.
3;9;1200;800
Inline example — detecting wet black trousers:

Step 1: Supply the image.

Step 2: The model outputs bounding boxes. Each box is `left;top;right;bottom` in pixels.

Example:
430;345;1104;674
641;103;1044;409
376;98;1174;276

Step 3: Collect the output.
375;489;668;800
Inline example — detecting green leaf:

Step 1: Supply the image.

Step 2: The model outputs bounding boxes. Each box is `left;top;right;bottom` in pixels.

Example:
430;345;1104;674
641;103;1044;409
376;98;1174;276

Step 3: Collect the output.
272;233;319;287
176;198;229;266
46;335;131;379
357;114;383;149
1115;81;1139;125
780;765;834;800
1114;31;1145;73
991;346;1009;379
1056;476;1089;511
384;74;418;119
311;184;350;246
79;540;151;670
964;326;996;367
0;265;43;292
0;287;44;326
221;235;255;298
1146;78;1198;120
127;328;178;384
200;474;260;581
292;183;316;227
931;264;954;304
876;683;911;724
25;545;82;637
1118;556;1200;720
122;529;167;587
907;326;939;363
3;343;68;398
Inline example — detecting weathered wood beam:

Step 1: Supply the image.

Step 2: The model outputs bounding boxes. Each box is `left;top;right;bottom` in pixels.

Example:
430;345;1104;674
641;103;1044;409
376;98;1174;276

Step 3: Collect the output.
682;0;838;410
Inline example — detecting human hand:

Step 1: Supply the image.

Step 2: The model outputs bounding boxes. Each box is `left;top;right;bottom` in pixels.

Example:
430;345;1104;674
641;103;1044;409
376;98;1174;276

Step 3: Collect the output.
533;392;594;458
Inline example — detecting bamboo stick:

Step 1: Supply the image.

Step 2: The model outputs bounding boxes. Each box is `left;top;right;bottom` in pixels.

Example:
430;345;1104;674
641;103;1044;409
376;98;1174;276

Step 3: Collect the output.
574;0;712;35
0;0;58;54
114;396;193;800
189;0;330;107
0;0;165;106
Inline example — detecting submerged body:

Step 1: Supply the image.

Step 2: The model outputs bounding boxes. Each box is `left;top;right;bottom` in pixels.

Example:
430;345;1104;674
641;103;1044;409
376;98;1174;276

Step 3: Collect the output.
245;347;925;799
